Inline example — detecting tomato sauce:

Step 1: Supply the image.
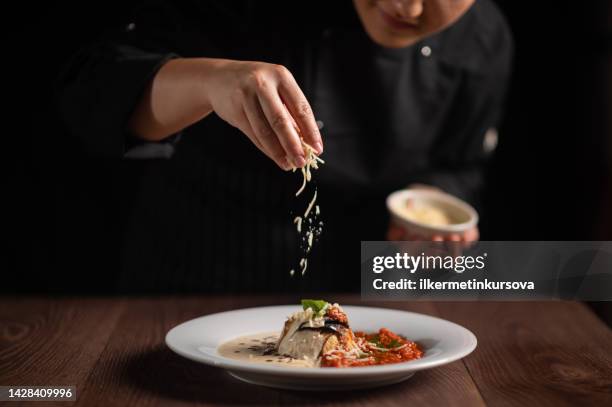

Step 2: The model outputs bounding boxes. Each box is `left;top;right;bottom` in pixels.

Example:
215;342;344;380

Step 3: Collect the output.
321;328;423;368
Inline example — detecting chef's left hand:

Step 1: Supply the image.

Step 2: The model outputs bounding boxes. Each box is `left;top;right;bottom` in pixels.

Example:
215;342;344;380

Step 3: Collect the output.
386;222;479;247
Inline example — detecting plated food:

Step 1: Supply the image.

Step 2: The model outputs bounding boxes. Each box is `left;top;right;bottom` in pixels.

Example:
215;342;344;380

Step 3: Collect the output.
166;304;477;390
219;299;423;368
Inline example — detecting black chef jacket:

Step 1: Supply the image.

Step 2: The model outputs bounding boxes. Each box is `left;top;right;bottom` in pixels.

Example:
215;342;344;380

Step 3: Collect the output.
57;0;513;293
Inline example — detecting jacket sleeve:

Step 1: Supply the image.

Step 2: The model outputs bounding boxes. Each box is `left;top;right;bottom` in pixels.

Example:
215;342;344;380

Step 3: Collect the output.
56;1;210;159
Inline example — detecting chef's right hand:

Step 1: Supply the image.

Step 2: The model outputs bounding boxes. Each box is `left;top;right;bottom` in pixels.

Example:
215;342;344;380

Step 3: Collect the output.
129;58;323;171
202;59;323;170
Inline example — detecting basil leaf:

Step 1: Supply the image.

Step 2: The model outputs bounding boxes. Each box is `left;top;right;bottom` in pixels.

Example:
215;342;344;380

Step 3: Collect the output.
388;339;401;348
301;299;329;315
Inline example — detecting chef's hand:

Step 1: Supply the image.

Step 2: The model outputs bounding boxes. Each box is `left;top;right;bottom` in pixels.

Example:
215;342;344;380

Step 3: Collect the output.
129;58;323;170
386;222;479;246
204;59;323;170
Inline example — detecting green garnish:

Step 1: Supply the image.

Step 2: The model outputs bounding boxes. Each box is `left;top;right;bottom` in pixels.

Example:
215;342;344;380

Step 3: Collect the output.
369;334;382;348
301;299;329;316
368;337;402;349
388;339;401;348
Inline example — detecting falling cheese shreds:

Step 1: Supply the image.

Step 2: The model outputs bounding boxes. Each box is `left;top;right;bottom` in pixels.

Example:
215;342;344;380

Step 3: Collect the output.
301;258;308;275
289;140;324;277
294;141;322;196
296;168;308;196
304;190;317;219
294;216;302;233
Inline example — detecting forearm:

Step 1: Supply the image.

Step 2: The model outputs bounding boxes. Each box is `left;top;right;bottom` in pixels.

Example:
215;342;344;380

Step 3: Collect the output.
128;58;221;141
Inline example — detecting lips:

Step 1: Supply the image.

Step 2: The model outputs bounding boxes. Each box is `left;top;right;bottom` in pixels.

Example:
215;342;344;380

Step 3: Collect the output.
377;6;419;31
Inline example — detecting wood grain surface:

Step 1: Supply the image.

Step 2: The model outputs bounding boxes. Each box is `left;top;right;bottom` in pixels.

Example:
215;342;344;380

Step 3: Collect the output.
0;296;610;407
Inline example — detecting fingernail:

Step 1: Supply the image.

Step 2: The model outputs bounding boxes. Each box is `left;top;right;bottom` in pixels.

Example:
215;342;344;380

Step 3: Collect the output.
314;141;323;154
294;155;306;167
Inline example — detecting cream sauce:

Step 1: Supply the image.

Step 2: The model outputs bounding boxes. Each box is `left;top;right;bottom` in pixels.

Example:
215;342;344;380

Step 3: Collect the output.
217;331;318;368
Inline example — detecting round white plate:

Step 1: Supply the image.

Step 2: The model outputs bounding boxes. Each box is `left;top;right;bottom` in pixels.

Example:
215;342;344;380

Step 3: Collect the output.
165;305;477;391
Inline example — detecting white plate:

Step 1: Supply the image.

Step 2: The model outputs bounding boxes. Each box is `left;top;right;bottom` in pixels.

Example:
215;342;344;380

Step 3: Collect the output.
165;305;477;391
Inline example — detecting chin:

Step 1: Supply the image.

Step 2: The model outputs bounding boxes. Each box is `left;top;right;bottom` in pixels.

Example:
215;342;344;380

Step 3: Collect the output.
367;30;419;49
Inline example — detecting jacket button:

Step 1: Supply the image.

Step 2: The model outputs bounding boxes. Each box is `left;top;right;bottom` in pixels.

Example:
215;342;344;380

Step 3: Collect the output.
421;46;432;57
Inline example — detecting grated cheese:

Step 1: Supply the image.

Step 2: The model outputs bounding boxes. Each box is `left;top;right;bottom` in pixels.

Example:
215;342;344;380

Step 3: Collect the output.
289;140;324;277
295;168;308;196
304;190;317;219
294;142;324;197
294;216;302;233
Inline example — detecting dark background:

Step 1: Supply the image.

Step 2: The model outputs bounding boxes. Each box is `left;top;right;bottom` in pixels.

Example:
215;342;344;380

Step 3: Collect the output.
3;1;612;293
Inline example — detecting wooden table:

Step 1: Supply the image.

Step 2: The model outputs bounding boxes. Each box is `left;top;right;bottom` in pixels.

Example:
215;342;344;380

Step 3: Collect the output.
1;296;611;406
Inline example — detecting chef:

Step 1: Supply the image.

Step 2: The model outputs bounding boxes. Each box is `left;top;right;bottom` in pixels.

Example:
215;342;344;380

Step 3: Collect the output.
58;0;513;292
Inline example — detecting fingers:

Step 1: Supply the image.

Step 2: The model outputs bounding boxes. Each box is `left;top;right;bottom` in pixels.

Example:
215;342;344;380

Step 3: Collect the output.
461;227;479;249
386;224;481;260
229;63;321;169
238;109;292;170
446;235;462;257
242;97;291;170
386;223;406;241
256;82;307;168
464;227;479;242
388;229;479;244
278;72;323;154
236;108;265;151
407;183;442;192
